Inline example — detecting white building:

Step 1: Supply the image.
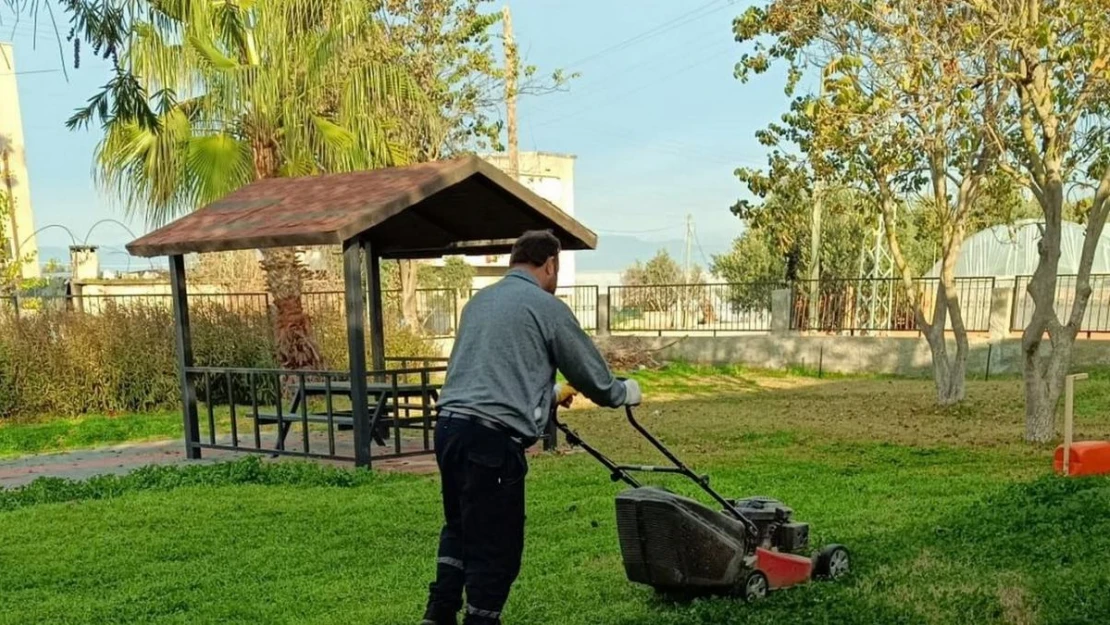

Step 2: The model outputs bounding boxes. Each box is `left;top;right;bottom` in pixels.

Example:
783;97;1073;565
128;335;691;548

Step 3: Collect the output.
0;43;40;278
461;151;577;289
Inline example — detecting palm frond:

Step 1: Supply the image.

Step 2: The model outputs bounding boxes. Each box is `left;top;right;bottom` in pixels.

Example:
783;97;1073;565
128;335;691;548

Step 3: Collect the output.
186;133;253;204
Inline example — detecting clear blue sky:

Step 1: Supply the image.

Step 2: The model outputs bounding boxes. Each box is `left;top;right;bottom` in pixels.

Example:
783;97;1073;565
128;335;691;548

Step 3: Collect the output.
2;0;792;266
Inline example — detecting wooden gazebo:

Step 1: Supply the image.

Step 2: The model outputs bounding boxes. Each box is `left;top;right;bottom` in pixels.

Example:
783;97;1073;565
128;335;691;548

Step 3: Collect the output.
127;155;597;467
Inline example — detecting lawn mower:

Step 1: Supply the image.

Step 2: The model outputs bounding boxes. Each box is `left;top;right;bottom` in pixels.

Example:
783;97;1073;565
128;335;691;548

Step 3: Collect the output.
554;404;850;601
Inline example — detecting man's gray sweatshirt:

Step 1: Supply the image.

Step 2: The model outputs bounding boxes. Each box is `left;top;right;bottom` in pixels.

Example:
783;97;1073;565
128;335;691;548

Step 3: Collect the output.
436;269;627;441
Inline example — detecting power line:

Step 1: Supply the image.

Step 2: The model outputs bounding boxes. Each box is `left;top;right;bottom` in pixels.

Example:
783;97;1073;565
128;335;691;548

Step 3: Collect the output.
527;29;729;117
561;0;733;70
0;68;62;75
692;220;714;268
532;42;735;129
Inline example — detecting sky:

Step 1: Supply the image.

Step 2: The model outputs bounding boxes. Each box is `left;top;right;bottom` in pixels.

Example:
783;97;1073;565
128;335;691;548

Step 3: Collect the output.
1;0;794;270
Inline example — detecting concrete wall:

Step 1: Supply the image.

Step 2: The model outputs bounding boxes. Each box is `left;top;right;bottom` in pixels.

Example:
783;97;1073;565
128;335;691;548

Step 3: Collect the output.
0;43;39;278
595;334;1110;377
590;288;1110;377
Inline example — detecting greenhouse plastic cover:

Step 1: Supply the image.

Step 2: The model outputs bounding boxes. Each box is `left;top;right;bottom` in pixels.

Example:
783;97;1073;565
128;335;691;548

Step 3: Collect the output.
926;220;1110;278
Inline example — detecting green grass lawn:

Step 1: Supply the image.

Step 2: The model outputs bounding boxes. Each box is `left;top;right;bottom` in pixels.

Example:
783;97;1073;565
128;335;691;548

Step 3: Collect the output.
3;373;1110;624
0;412;183;458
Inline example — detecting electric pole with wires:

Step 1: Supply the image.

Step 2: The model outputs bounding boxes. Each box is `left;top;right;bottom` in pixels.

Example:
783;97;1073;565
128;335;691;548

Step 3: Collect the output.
502;4;519;180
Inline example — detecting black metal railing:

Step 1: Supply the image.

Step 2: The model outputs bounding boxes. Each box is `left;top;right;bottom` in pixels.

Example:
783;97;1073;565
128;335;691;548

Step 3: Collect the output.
556;285;599;332
1011;274;1110;335
608;283;779;334
790;278;996;333
303;289;458;337
18;275;1110;338
2;292;272;315
185;365;445;464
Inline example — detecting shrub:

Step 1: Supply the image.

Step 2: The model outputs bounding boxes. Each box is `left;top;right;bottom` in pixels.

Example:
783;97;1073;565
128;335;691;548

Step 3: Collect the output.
0;296;441;421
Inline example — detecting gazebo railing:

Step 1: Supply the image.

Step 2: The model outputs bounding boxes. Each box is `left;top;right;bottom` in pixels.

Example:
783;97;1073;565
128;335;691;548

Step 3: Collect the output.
184;364;446;464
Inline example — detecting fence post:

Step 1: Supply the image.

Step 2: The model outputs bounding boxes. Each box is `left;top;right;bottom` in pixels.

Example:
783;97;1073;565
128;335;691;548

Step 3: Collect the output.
597;292;611;337
990;278;1015;342
771;288;792;334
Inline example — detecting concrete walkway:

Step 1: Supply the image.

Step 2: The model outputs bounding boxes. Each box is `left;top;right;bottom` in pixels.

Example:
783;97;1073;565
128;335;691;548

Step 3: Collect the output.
0;434;440;489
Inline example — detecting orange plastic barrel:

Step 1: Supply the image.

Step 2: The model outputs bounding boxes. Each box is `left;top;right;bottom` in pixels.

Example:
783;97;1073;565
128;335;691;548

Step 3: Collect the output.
1055;441;1110;476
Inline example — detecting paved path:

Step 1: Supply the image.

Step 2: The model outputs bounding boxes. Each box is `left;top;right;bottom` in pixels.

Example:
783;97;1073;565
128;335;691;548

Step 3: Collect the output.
0;433;440;489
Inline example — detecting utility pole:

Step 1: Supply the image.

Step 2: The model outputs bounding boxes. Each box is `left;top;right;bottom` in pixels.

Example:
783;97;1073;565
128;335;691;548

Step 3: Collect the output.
502;4;519;180
682;214;693;328
683;213;693;282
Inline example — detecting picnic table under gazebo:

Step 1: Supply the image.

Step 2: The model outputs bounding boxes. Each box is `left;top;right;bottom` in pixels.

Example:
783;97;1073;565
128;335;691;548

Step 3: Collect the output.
127;155;597;468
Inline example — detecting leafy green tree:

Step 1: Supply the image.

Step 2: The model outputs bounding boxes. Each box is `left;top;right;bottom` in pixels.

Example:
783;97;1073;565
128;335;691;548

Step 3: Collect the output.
420;257;476;294
620;250;698;313
30;0;557;367
736;0;1013;406
619;249;707;324
969;0;1110;441
711;230;783;311
53;0;437;369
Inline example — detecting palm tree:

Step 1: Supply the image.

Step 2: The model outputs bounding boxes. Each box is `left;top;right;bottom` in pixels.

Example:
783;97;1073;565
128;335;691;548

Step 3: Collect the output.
71;0;437;369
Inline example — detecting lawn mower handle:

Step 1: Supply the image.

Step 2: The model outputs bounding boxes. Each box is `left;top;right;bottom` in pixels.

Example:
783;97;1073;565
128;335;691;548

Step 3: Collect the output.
552;403;759;536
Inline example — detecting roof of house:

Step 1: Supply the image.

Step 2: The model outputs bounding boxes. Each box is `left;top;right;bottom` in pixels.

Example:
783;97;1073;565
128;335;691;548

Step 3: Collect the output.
126;155;596;259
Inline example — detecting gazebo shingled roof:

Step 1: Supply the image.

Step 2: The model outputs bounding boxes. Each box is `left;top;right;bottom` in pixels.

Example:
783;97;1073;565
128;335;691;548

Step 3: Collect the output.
126;154;597;258
131;155;597;468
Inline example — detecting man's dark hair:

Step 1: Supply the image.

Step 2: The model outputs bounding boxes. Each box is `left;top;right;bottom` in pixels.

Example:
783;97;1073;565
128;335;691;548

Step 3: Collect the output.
509;230;561;267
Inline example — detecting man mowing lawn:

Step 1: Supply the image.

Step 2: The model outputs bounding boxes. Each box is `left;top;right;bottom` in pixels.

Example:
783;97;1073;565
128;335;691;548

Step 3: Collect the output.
422;231;642;625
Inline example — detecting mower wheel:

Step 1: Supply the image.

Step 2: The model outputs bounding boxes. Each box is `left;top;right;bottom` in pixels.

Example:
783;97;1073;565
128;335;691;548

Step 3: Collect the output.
813;544;850;580
739;570;769;602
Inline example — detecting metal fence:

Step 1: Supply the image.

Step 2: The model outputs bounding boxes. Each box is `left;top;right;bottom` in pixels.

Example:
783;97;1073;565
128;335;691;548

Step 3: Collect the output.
19;275;1110;338
4;288;460;336
3;292;271;316
790;278;996;333
186;365;445;464
608;283;779;334
555;285;599;332
1011;274;1110;335
302;288;459;337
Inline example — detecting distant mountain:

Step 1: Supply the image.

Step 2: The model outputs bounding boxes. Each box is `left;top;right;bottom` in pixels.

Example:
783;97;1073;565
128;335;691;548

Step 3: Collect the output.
575;234;733;272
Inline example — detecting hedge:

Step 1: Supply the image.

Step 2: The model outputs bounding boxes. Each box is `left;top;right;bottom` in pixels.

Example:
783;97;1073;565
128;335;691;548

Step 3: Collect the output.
0;300;439;420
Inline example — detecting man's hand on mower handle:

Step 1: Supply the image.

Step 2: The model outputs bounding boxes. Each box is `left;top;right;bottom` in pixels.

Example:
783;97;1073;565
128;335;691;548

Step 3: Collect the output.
554;379;641;409
554;383;578;408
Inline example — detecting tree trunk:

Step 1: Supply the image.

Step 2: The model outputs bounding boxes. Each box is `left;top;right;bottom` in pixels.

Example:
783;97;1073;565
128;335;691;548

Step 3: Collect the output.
807;182;824;331
259;248;323;370
921;290;969;406
398;259;421;331
1023;338;1070;443
249;138;324;371
1022;180;1068;442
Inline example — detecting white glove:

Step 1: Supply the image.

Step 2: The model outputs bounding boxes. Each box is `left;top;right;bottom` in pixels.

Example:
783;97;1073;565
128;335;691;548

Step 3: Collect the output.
622;379;642;406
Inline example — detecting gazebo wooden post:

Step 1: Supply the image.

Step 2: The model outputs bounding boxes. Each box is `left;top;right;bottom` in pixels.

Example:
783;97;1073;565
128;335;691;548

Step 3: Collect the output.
363;240;387;375
343;239;373;468
169;254;202;460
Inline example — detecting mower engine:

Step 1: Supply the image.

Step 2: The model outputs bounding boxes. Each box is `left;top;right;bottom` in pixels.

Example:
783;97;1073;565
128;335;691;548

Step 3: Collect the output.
731;496;810;553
